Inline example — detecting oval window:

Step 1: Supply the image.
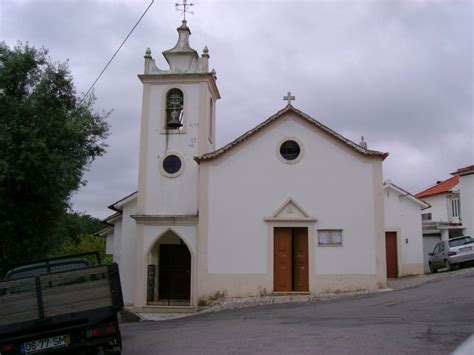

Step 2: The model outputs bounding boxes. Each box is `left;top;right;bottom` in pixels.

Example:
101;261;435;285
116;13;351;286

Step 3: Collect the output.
280;140;300;161
162;155;182;175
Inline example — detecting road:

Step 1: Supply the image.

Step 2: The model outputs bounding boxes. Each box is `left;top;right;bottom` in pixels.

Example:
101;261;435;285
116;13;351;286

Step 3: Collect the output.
121;270;474;354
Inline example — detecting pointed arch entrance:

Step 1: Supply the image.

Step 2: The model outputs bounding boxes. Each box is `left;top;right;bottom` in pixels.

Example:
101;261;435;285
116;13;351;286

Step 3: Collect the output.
147;230;191;306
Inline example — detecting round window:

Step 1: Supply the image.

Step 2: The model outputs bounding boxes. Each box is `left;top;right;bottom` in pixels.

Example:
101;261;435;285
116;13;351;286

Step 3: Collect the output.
280;140;300;161
162;155;182;175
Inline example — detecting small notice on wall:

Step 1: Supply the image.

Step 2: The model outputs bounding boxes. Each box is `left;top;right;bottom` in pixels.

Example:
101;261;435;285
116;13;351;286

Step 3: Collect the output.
318;230;343;246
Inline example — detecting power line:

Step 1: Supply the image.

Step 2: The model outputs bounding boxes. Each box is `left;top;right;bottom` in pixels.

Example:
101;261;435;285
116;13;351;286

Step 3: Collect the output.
80;0;155;103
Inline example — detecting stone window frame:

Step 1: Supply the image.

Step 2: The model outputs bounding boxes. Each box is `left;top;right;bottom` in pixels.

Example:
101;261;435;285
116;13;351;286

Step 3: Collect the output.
160;86;188;134
277;136;304;164
160;151;185;178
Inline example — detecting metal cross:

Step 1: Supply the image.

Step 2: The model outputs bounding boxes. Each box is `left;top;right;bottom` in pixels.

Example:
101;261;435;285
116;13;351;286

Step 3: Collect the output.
283;92;295;105
176;0;194;21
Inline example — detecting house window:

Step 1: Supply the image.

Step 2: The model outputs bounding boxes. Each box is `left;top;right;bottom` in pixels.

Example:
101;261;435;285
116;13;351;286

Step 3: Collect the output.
422;213;432;221
451;198;460;218
166;88;184;129
318;230;343;246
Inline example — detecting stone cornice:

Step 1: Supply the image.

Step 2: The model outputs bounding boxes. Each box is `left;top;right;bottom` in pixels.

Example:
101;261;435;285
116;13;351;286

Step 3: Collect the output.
138;73;220;99
131;214;198;225
264;217;318;223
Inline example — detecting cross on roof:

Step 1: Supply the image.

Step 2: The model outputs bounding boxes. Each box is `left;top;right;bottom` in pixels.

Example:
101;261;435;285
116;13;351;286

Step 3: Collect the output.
283;92;295;105
176;0;194;21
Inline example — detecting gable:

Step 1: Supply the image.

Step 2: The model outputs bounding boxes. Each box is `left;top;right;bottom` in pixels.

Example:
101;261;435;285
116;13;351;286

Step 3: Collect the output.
264;197;317;222
384;182;430;209
195;105;388;163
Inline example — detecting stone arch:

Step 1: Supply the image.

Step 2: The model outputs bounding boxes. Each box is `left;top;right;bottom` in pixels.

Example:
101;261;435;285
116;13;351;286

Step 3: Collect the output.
145;227;194;257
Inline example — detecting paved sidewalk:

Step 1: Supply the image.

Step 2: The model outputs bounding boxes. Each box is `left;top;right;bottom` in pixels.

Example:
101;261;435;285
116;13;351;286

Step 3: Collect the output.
387;266;473;289
136;267;474;321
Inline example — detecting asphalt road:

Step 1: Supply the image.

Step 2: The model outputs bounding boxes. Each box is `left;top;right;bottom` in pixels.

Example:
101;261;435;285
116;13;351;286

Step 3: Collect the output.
121;270;474;354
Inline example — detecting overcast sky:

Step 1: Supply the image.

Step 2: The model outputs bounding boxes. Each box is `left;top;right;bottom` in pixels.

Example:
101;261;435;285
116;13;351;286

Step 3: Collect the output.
1;0;472;219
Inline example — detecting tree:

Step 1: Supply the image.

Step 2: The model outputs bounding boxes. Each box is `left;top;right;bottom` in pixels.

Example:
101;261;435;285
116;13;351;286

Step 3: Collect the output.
48;212;111;264
0;42;109;264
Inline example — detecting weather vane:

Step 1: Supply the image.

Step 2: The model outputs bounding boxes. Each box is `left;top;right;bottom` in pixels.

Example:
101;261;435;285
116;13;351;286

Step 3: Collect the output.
176;0;194;21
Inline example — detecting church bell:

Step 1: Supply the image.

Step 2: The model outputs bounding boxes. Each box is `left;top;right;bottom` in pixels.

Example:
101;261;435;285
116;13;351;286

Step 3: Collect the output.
167;109;183;129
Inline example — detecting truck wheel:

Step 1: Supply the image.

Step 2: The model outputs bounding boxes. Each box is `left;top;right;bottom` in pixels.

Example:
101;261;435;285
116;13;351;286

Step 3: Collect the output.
429;262;437;274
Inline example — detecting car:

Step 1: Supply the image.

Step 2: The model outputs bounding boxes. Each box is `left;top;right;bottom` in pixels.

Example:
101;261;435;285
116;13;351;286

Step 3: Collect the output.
428;236;474;273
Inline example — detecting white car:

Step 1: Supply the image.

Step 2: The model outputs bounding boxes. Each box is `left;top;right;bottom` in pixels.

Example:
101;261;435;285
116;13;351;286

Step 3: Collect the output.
428;236;474;273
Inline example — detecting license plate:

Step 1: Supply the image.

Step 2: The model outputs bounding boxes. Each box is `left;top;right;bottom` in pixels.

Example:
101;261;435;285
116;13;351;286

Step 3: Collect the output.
459;246;472;252
21;335;70;354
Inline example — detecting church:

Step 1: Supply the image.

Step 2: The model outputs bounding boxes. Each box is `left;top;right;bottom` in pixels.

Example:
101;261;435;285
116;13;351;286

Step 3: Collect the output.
102;18;395;311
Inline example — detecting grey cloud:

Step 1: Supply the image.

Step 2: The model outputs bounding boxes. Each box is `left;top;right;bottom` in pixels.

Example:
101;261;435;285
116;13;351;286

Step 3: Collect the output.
1;0;472;218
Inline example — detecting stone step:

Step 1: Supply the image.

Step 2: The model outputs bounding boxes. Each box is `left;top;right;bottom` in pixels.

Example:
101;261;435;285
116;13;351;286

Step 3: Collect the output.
271;292;311;296
133;305;196;313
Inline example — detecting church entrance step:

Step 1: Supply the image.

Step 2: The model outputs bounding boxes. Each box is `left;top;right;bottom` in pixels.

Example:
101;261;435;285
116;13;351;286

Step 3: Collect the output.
133;305;196;314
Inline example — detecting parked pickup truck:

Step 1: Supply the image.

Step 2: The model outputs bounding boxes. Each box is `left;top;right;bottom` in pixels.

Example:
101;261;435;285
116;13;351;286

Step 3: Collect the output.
0;253;124;354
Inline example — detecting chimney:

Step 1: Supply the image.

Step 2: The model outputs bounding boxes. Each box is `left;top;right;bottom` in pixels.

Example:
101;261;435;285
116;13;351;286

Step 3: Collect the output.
359;136;367;150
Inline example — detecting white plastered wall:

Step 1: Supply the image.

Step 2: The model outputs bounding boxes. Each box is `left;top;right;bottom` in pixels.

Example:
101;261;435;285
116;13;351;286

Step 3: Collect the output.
105;233;114;255
112;221;122;266
384;187;424;276
200;113;385;298
459;174;474;236
118;200;138;306
142;84;201;215
421;194;450;222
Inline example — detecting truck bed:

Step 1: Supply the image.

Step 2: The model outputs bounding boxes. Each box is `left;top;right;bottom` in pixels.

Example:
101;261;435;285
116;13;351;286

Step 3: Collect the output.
0;263;123;336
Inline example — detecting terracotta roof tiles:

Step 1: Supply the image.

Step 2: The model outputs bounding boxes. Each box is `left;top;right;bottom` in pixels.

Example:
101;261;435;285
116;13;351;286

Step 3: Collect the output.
415;176;459;199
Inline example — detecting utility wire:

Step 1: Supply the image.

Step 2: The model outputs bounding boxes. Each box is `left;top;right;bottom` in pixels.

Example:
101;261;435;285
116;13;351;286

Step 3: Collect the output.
80;0;155;103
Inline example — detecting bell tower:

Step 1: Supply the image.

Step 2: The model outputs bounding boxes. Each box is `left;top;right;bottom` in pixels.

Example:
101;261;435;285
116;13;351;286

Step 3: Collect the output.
136;19;220;216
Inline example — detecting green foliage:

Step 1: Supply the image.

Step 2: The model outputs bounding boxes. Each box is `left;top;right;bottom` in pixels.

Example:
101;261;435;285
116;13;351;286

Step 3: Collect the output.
52;211;105;245
54;234;112;264
48;212;111;263
0;42;109;264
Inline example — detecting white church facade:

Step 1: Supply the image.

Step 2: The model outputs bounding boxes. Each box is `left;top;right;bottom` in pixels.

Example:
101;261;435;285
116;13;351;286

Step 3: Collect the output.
101;20;424;310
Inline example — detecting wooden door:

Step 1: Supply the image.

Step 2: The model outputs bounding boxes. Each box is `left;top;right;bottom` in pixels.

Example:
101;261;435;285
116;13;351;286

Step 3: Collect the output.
158;244;191;300
274;228;292;292
385;232;398;278
293;228;309;291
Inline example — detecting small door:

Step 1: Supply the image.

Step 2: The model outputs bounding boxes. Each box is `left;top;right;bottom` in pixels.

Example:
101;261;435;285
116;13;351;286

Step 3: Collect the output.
385;232;398;278
158;244;191;300
274;228;292;292
293;228;309;292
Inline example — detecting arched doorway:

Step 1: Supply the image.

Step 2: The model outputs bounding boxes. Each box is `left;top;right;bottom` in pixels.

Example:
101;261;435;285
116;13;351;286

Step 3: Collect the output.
147;230;191;306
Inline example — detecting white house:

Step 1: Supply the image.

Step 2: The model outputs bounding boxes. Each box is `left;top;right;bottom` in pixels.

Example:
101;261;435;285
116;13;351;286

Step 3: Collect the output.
102;19;392;311
451;165;474;238
415;167;474;272
383;181;429;276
